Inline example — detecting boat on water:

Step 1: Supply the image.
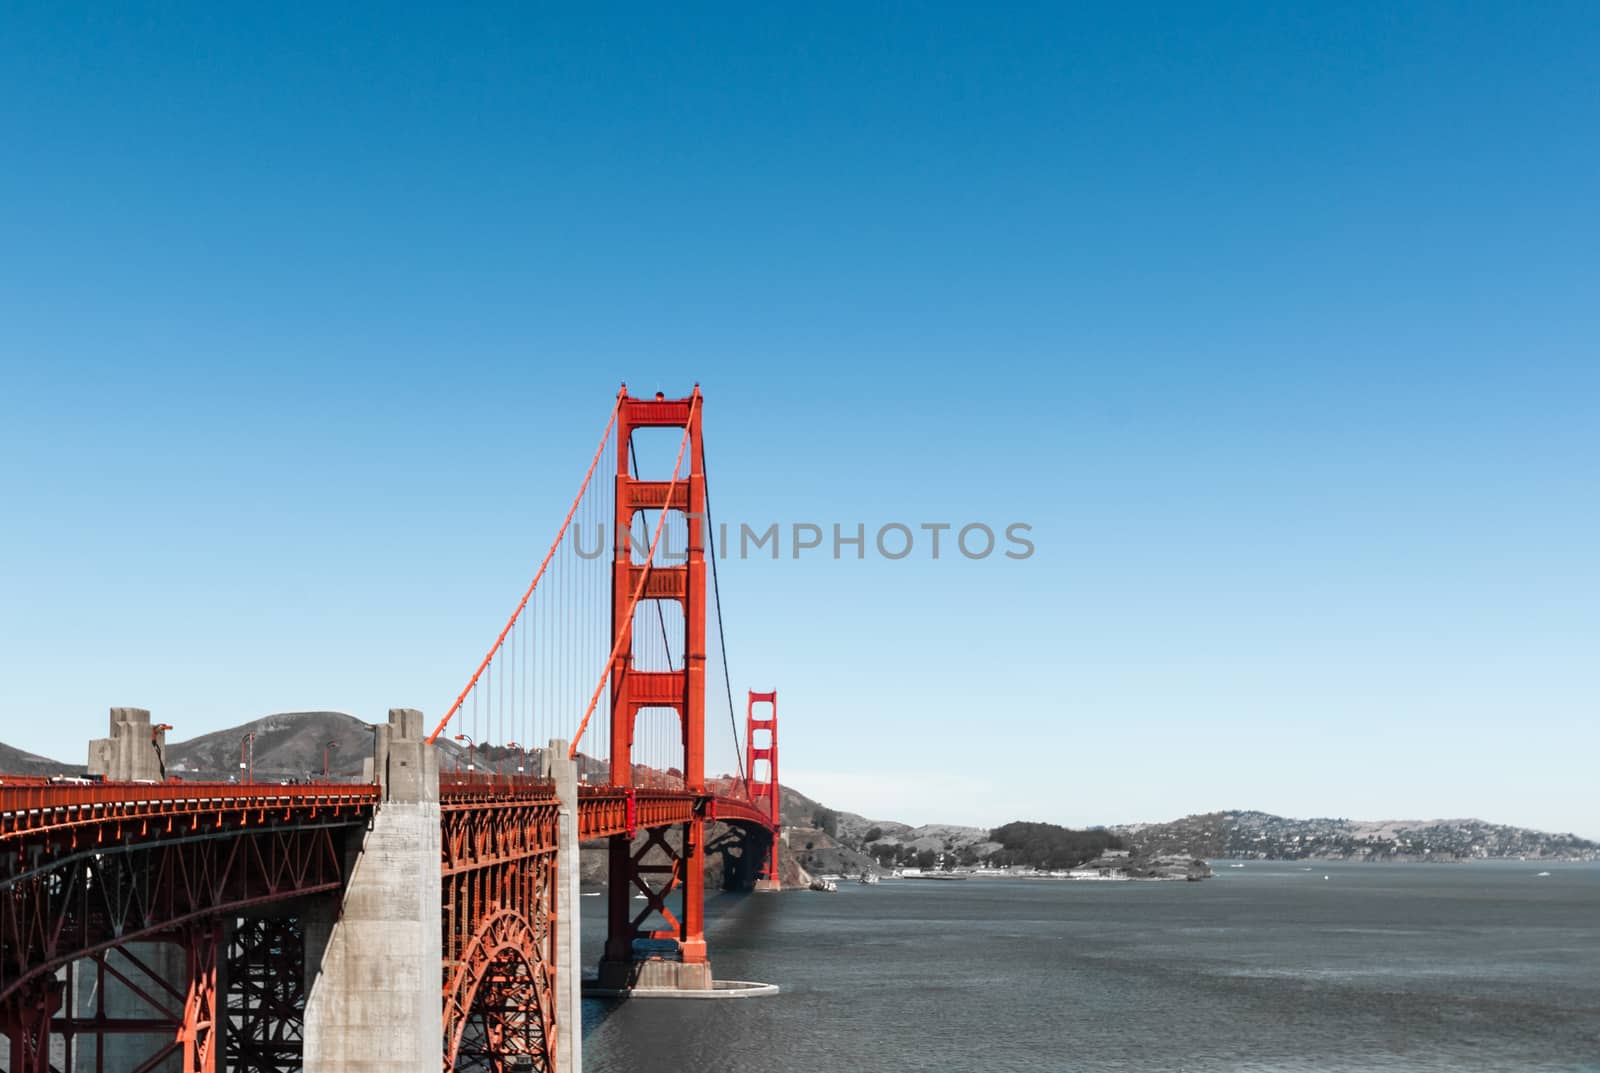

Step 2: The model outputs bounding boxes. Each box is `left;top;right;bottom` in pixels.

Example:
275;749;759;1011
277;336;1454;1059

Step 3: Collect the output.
1536;871;1552;877
809;877;838;892
859;872;880;885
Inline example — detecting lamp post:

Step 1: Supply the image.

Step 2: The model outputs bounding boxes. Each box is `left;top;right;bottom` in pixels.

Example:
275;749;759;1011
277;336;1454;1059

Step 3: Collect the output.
505;741;525;782
240;732;256;784
454;733;475;782
322;740;339;780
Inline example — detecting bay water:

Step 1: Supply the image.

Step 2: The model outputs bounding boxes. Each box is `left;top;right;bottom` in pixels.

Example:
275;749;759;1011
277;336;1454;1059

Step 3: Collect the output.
582;861;1600;1072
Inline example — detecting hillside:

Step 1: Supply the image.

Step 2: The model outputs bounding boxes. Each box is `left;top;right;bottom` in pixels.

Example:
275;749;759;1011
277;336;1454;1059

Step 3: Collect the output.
778;784;1002;874
0;742;86;777
168;711;380;780
3;717;1592;865
1117;810;1600;862
0;712;468;783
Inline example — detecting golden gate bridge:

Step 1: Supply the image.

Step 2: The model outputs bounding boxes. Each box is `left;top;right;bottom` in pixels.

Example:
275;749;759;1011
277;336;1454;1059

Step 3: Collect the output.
0;386;783;1073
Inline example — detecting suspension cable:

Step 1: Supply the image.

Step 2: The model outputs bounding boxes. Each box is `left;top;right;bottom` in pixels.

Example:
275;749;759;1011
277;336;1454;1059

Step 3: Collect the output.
701;432;749;790
427;390;624;745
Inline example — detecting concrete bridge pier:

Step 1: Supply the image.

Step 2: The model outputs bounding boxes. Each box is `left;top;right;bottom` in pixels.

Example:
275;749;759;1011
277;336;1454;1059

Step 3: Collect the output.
86;707;168;782
545;740;583;1073
303;709;441;1073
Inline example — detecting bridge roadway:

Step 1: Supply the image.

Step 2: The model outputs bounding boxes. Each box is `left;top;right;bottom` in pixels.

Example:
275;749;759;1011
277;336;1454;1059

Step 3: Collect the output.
0;777;772;851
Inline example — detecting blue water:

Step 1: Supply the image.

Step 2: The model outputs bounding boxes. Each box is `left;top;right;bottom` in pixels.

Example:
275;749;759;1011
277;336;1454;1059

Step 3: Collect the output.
582;861;1600;1072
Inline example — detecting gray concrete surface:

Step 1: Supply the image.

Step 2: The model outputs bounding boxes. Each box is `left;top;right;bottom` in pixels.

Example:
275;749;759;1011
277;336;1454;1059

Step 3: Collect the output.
302;709;441;1073
86;708;167;782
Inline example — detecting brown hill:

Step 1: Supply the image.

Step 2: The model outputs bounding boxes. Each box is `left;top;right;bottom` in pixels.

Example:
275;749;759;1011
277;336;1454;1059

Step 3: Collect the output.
0;712;466;783
166;711;413;781
0;742;85;777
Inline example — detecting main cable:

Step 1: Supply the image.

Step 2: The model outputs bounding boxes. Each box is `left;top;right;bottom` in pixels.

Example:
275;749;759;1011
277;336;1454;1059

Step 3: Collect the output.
701;432;748;789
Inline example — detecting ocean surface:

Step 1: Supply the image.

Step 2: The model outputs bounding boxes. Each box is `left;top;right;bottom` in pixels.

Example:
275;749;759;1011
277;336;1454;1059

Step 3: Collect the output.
580;861;1600;1073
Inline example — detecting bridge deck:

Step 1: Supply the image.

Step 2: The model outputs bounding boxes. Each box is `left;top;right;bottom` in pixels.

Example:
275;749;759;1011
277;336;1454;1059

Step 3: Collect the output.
0;779;774;846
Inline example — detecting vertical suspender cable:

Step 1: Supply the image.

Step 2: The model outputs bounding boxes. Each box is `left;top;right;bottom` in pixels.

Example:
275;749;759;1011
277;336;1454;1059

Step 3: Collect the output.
701;435;748;789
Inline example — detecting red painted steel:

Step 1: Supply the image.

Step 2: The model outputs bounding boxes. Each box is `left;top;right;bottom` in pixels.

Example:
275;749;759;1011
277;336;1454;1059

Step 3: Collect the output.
440;796;560;1073
177;923;221;1073
0;975;58;1073
567;390;700;760
746;691;782;885
0;782;380;843
591;387;715;970
0;778;768;1072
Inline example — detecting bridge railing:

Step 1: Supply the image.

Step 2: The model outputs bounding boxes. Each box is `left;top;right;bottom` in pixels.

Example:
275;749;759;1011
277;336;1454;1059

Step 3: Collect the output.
0;780;381;839
439;773;558;800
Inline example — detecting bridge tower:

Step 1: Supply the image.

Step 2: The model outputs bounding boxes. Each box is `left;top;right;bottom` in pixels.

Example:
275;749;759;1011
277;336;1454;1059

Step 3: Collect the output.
599;386;714;990
746;691;782;891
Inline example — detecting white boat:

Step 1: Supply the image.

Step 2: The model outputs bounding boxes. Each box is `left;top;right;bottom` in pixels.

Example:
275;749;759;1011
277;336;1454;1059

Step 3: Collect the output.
1536;871;1552;877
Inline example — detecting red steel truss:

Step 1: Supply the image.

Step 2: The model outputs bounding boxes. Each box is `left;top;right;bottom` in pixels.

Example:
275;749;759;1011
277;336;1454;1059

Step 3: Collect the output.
441;794;561;1073
0;782;368;1073
0;774;775;1073
223;917;307;1073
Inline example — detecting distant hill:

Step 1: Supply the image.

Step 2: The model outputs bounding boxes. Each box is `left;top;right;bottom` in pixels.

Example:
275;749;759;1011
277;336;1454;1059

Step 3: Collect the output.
0;741;85;777
1115;810;1600;862
3;720;1592;865
0;712;465;783
165;711;409;781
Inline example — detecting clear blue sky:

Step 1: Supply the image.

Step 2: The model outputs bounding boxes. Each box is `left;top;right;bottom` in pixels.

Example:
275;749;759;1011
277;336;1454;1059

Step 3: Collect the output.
2;5;1595;837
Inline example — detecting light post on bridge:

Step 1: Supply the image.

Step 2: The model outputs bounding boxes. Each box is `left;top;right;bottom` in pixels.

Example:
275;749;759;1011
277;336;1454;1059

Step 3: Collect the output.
506;741;525;783
322;740;338;781
454;733;476;782
240;732;256;784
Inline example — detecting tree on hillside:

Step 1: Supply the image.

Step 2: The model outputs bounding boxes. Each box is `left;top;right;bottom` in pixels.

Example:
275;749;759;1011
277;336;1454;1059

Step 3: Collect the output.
987;821;1127;870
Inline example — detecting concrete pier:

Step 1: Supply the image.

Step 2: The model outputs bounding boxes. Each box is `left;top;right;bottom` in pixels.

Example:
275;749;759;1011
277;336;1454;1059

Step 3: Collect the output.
86;708;168;782
545;740;582;1073
67;943;187;1073
303;709;441;1073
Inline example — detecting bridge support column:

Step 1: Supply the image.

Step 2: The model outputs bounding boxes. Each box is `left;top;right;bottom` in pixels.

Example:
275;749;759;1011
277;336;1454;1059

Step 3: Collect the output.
303;709;440;1073
1;976;61;1073
546;739;583;1073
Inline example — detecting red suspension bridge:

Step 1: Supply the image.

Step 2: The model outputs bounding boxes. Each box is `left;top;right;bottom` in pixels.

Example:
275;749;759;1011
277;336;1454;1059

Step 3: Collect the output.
0;387;784;1073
